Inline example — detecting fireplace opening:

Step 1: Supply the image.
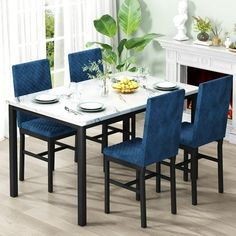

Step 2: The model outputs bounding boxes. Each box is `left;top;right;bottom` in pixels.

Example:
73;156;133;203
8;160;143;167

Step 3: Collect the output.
187;67;232;119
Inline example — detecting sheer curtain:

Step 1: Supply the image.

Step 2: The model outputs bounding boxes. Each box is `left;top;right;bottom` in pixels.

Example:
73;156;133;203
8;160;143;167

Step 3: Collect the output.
0;0;46;139
54;0;117;86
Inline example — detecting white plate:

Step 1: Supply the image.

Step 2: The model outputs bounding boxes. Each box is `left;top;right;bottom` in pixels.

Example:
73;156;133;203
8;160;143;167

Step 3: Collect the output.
79;107;106;113
34;94;58;102
33;99;59;104
79;102;104;110
153;81;177;89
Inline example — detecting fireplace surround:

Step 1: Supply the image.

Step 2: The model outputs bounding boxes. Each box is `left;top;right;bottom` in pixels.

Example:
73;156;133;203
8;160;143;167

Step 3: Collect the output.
158;36;236;143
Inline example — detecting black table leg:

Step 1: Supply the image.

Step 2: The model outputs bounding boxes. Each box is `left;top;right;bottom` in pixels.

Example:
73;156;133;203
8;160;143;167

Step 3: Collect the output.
9;105;18;197
77;127;87;226
123;117;130;141
131;114;136;139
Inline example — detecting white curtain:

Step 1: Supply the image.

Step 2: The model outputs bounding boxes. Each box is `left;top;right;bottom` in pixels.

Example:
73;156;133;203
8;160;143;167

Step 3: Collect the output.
0;0;46;139
54;0;117;86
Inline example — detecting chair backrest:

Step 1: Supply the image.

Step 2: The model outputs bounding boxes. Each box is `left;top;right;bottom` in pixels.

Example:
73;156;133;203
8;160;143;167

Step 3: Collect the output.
68;48;103;82
142;89;185;166
12;59;52;125
192;75;232;147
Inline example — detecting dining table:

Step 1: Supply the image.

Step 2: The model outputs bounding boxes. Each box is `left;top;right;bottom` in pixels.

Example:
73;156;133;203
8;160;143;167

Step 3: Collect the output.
8;75;198;226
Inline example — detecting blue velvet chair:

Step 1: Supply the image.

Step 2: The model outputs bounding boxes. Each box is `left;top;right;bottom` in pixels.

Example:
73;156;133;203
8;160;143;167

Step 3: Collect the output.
68;48;136;154
177;76;232;205
103;90;185;228
68;48;103;82
12;59;76;193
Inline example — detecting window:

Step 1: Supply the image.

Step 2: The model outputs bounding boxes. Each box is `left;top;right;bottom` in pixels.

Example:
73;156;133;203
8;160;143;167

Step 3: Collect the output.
45;0;65;86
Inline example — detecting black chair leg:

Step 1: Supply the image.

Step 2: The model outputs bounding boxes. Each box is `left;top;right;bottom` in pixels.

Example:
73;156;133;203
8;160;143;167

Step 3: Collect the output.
196;151;199;180
170;157;177;214
191;149;198;205
218;140;224;193
140;167;147;228
136;170;140;201
19;132;25;181
48;140;55;193
122;117;130;141
183;150;188;182
104;157;110;214
156;162;161;193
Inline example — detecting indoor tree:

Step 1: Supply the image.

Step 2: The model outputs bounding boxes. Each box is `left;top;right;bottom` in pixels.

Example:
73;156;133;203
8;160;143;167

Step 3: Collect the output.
87;0;158;72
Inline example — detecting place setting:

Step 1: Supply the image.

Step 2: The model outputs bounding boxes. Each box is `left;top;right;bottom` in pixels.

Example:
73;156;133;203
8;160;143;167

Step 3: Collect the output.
153;81;179;91
77;101;105;113
32;94;59;104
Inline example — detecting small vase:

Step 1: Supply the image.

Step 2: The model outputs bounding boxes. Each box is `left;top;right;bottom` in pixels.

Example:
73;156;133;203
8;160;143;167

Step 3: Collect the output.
197;32;209;41
212;37;221;46
101;77;109;97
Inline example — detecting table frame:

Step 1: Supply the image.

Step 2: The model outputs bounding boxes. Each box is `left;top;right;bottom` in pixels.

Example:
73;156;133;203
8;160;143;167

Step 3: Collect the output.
9;92;197;226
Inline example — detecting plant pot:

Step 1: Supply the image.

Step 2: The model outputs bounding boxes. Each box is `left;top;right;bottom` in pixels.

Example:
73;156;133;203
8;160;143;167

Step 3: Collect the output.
212;37;221;46
197;32;209;41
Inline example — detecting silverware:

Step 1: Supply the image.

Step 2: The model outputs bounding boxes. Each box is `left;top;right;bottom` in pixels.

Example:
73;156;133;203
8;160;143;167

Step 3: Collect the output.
64;106;83;115
142;85;157;93
118;94;127;103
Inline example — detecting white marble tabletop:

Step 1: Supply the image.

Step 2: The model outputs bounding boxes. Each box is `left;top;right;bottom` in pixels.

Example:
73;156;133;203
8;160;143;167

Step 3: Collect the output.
7;76;198;127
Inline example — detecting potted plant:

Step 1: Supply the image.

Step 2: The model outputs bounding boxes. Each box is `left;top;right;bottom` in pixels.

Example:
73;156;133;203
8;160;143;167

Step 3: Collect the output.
193;16;211;41
86;0;158;72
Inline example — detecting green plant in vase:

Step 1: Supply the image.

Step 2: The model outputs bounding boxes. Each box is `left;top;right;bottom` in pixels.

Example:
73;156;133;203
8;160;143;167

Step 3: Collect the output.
86;0;158;72
193;16;212;41
211;24;222;46
83;60;111;96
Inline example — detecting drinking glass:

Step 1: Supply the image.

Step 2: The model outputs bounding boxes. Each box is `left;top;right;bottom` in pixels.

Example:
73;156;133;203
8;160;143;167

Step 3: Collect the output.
137;67;149;87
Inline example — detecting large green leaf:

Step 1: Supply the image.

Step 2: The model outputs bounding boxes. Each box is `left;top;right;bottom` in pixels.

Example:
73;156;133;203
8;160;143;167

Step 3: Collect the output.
103;49;117;65
125;33;158;51
117;39;127;57
86;42;112;50
94;14;117;38
118;0;141;36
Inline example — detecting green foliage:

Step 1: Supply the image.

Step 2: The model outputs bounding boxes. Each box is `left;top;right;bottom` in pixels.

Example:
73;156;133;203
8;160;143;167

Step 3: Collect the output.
94;15;117;37
193;16;211;32
45;10;54;68
87;0;158;72
82;60;111;80
118;0;141;35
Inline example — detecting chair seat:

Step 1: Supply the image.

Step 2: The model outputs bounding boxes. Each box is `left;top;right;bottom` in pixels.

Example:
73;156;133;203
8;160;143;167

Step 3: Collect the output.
103;138;145;167
180;122;195;147
20;118;76;138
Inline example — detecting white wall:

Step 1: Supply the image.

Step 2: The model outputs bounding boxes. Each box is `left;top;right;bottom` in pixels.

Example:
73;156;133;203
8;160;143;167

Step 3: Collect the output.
119;0;236;78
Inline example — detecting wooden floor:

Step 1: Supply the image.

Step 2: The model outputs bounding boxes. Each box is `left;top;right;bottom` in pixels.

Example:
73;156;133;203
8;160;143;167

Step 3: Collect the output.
1;113;236;235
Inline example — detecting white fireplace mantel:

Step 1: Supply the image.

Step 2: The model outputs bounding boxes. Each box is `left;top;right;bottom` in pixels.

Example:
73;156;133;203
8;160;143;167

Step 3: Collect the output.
157;36;236;143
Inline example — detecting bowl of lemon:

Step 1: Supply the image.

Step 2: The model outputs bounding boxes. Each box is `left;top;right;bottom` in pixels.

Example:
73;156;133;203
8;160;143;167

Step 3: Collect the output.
112;77;139;93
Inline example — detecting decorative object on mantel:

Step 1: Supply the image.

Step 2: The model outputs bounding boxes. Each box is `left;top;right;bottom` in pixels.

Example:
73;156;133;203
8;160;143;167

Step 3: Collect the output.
224;36;232;49
211;24;222;46
173;0;189;41
228;42;236;53
193;16;211;42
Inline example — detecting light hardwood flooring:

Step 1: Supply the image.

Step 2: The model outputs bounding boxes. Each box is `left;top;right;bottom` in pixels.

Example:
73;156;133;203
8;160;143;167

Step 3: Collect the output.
0;113;236;236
